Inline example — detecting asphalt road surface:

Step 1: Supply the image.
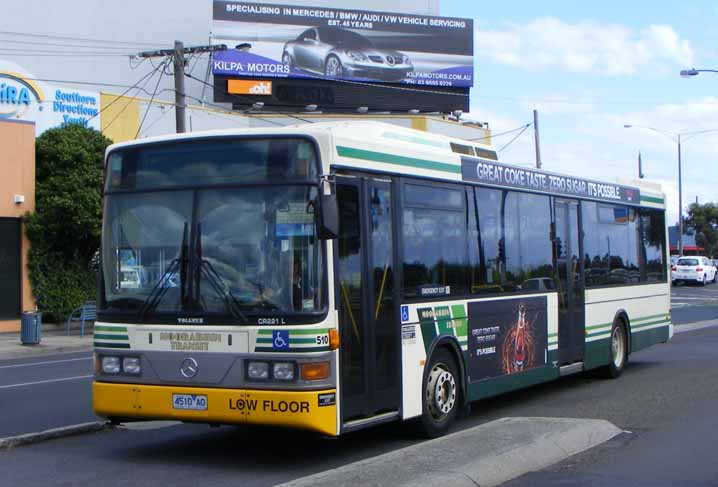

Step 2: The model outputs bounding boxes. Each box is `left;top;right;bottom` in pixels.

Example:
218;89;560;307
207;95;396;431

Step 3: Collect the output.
0;352;96;437
2;318;718;486
670;279;718;309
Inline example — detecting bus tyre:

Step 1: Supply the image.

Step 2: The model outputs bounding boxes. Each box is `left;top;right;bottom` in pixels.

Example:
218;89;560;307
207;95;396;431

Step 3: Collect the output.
420;349;459;438
599;320;628;379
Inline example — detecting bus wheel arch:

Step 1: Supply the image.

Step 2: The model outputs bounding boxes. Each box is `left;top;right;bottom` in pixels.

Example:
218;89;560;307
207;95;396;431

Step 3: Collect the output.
420;338;465;437
599;312;629;379
613;309;631;356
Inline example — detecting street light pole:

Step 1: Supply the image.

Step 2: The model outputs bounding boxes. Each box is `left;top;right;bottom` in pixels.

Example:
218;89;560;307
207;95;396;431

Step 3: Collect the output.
623;125;718;256
677;134;683;255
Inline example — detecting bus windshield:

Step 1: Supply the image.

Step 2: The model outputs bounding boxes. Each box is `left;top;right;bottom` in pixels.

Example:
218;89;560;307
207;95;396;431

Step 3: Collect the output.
100;137;325;324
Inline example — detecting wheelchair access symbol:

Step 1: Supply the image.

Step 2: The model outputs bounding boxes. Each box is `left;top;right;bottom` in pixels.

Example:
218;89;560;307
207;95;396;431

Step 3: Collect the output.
401;305;409;323
272;330;289;350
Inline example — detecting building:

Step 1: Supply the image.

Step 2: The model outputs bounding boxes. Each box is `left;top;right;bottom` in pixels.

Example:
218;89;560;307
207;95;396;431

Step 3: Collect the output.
0;0;490;330
0;120;36;331
668;226;704;256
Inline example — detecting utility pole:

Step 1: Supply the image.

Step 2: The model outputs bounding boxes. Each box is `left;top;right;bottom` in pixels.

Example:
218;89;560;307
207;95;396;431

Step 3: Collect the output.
638;150;644;178
173;41;187;133
138;41;227;133
533;109;542;169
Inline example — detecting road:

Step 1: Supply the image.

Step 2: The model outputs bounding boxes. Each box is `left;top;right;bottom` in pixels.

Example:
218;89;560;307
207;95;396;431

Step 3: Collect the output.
0;293;717;486
670;280;718;309
0;352;95;437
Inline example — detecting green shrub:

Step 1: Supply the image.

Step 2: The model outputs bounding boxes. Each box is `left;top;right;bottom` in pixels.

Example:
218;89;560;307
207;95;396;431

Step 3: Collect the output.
23;125;112;322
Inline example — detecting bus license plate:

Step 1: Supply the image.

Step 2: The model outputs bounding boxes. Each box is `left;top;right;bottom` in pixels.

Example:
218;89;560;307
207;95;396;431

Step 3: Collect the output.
172;394;208;411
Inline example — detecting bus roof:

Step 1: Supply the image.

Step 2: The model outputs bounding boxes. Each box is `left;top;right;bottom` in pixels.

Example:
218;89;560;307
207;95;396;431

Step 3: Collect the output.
106;121;665;209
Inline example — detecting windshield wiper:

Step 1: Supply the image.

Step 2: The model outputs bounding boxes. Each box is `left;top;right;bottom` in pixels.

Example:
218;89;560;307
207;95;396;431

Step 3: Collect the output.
137;222;189;321
194;222;249;323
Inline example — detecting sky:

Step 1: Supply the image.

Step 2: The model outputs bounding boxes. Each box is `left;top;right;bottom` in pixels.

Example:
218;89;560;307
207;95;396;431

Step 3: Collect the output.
441;0;718;225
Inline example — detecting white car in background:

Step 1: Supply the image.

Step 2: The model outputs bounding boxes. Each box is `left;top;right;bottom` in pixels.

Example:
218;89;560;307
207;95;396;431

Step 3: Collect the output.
671;256;717;286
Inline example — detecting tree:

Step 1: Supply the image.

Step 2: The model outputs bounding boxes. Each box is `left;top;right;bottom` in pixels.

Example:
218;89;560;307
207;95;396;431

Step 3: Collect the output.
24;124;112;322
685;202;718;258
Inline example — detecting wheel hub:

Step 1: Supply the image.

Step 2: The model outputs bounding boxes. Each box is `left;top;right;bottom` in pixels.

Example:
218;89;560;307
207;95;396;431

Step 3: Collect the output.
427;363;456;419
612;326;625;368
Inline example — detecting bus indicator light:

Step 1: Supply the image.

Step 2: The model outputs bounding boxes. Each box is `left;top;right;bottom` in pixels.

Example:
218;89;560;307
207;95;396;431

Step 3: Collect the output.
329;329;340;350
300;362;330;380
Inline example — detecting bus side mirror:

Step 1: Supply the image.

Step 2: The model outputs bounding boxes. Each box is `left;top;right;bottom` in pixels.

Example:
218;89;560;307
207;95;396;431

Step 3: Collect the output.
318;193;339;240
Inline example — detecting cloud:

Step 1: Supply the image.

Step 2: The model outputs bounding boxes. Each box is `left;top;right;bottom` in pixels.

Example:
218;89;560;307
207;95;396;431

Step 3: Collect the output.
466;95;718;225
476;18;694;75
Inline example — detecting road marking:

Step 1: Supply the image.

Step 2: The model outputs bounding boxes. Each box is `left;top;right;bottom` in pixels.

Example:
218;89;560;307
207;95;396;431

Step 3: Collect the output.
0;375;93;390
0;356;92;369
671;296;718;300
674;320;718;334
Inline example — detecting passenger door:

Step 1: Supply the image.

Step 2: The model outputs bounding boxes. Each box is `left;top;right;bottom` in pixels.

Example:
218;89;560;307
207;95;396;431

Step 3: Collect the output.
335;176;400;422
554;199;585;364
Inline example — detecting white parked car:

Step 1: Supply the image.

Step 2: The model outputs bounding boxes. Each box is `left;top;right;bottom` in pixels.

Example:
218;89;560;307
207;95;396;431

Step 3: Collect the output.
671;256;717;286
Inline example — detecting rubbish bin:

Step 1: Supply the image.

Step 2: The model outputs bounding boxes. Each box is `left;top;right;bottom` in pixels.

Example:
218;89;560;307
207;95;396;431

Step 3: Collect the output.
21;311;42;345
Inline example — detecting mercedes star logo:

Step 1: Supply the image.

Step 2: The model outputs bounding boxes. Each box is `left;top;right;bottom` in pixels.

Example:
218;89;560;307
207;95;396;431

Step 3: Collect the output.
180;357;199;378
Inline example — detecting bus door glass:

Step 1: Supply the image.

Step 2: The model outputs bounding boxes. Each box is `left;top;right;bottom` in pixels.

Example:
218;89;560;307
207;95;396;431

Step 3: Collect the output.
335;176;399;421
554;199;585;364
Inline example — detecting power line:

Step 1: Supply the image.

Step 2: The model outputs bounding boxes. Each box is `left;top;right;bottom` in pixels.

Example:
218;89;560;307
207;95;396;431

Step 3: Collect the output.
468;123;531;142
0;50;133;57
498;124;532;152
101;61;167;131
136;60;168;137
0;38;144;50
0;30;174;47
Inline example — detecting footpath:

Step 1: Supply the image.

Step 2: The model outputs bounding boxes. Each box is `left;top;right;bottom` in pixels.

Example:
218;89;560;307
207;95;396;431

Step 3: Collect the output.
0;324;93;361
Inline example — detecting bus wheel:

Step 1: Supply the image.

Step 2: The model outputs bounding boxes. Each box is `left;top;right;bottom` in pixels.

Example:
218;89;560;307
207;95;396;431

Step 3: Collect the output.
421;349;459;437
599;319;628;379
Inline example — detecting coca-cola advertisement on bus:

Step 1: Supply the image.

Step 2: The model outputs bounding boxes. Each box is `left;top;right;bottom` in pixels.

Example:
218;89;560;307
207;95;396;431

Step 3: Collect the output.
467;296;548;381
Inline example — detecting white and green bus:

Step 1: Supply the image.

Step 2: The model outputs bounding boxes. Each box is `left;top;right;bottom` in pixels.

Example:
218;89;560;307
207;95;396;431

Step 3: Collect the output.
93;121;671;437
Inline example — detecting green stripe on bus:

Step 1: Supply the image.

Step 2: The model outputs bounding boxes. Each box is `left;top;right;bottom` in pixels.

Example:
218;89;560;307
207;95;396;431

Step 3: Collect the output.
257;329;328;336
632;313;669;323
585;322;612;331
640;195;664;204
337;146;461;174
254;346;331;353
256;337;319;344
94;325;128;332
94;342;131;349
586;313;670;331
632;319;669;330
450;304;468;339
93;334;129;341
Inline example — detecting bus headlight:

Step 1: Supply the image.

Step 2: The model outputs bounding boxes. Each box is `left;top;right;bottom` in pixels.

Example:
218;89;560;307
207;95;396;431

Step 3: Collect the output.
101;356;121;374
247;361;269;380
273;362;295;381
122;357;141;375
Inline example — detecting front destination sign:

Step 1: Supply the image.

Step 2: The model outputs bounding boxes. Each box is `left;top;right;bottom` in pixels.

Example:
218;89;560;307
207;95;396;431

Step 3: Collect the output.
461;157;641;204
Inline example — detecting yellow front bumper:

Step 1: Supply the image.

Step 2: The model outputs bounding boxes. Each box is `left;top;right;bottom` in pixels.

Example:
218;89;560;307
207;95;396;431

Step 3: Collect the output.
93;381;338;436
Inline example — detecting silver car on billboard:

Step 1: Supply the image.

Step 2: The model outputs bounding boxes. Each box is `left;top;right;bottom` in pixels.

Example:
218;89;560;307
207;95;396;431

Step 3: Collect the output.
282;27;413;81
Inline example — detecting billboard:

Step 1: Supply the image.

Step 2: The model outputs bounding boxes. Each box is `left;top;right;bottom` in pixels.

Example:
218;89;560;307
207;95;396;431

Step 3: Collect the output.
0;60;100;135
467;296;548;381
211;1;473;88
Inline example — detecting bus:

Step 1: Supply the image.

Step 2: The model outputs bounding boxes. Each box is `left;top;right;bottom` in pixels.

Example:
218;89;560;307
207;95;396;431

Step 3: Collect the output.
93;121;671;437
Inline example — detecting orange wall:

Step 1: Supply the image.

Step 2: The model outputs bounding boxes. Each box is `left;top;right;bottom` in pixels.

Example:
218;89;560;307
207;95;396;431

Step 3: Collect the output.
0;119;36;332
